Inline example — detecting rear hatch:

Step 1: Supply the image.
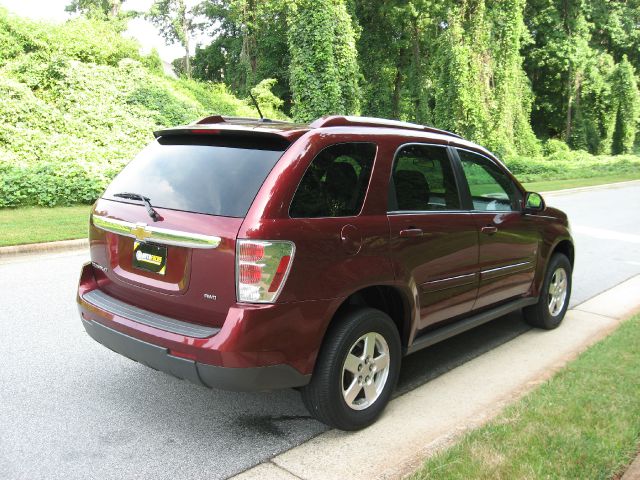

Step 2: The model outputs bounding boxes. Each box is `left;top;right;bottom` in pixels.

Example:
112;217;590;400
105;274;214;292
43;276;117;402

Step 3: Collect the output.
88;132;289;328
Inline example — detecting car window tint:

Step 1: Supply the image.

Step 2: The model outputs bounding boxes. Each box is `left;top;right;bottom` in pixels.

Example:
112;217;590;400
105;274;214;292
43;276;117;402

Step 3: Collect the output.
457;149;520;211
103;135;287;217
390;145;460;211
290;143;376;218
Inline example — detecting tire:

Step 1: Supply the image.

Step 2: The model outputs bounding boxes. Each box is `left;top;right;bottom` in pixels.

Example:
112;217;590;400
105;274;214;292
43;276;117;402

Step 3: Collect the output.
301;307;401;431
523;253;572;330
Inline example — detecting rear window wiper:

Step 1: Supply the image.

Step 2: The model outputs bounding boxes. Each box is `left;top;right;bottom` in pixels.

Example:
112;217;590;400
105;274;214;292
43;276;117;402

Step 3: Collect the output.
113;192;161;222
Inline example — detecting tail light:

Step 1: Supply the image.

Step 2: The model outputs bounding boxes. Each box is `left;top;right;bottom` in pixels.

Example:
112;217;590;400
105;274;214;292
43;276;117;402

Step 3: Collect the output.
236;239;295;303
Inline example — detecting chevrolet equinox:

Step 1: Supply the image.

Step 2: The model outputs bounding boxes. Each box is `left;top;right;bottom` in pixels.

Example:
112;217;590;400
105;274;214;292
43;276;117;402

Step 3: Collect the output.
77;115;573;430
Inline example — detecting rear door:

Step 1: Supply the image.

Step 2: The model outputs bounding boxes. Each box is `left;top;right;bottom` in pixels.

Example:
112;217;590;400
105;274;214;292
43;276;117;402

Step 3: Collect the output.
387;144;479;331
89;133;288;328
454;148;540;310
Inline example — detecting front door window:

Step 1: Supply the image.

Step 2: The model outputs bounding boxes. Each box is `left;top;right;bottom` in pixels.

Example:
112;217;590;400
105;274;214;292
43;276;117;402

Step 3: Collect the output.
457;149;521;211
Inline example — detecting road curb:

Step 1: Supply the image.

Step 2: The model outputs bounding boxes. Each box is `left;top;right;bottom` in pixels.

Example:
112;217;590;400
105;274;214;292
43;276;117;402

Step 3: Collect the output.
233;275;640;480
541;178;640;196
0;238;88;257
622;453;640;480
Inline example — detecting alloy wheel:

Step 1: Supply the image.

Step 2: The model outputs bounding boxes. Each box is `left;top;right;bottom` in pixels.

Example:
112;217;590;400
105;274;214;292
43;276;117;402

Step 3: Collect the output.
548;267;568;316
341;332;390;411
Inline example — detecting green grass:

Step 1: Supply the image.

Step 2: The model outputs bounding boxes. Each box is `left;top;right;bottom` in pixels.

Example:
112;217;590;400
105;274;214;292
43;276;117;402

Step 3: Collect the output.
522;172;640;192
0;174;639;247
410;314;640;480
0;205;91;246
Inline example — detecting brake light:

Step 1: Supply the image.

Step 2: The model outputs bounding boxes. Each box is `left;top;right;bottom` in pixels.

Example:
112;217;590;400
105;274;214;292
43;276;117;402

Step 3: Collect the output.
236;240;295;303
268;255;291;293
239;264;262;284
191;129;221;134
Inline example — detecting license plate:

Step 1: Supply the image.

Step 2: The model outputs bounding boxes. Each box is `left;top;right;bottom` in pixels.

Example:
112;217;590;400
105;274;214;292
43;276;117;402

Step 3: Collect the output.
133;241;167;275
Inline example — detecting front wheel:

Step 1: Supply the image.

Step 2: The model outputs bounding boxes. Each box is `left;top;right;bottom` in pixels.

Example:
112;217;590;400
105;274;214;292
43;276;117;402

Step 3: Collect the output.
524;253;572;329
301;307;401;430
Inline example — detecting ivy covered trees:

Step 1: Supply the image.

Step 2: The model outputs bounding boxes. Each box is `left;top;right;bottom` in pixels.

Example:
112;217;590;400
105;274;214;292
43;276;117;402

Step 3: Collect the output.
287;0;360;121
145;0;638;156
357;0;540;157
611;57;640;154
523;0;640;155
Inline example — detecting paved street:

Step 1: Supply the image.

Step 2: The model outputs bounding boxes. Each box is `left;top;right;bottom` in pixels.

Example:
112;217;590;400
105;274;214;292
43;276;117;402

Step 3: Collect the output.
1;182;639;480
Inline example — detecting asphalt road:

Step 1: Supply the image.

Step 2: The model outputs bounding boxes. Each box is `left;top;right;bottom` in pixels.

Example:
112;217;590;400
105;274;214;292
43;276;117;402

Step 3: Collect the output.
1;182;639;480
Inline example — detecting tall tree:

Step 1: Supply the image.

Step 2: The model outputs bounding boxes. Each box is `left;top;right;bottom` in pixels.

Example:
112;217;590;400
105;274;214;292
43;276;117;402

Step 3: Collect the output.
148;0;200;78
354;0;443;123
331;0;361;116
523;0;593;143
431;0;493;147
237;0;257;92
287;0;360;121
487;0;540;156
610;56;640;154
65;0;125;19
589;0;640;72
195;0;290;100
352;1;408;119
574;52;616;154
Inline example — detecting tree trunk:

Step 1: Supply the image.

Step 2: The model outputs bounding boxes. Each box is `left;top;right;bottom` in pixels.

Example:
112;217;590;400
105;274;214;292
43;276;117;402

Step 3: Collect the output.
239;0;257;92
109;0;121;18
392;48;410;120
411;17;422;120
248;0;257;77
182;2;192;80
565;64;572;141
184;37;191;79
392;66;402;119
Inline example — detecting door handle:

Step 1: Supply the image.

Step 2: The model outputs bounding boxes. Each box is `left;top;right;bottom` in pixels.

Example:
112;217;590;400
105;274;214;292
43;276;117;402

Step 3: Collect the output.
481;226;498;235
399;228;424;238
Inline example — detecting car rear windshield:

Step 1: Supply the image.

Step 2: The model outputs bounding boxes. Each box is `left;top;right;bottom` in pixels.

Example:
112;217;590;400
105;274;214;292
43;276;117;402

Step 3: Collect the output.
103;134;288;217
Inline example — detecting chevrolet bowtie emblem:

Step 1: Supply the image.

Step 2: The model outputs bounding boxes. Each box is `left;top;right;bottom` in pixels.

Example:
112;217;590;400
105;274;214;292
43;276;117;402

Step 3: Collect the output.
132;223;152;242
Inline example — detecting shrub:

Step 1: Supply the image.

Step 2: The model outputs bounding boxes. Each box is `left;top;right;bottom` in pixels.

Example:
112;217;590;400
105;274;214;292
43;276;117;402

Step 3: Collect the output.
543;139;571;157
505;152;640;182
0;8;140;67
0;12;287;207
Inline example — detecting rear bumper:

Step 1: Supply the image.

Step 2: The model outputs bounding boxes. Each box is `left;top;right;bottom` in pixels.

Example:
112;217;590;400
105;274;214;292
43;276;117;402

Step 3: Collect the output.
81;318;309;391
77;262;337;391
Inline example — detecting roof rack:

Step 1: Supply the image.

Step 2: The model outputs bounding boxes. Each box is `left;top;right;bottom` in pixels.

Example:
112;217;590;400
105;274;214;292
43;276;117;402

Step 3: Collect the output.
194;115;294;125
309;115;462;139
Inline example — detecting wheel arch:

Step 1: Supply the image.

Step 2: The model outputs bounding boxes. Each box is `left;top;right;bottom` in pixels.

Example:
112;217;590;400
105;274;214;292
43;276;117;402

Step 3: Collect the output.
325;285;413;352
551;238;575;268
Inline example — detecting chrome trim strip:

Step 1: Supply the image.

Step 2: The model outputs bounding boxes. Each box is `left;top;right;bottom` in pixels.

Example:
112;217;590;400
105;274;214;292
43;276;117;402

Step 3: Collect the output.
421;272;478;293
92;214;221;249
426;273;477;285
480;261;534;281
388;210;468;215
481;261;532;275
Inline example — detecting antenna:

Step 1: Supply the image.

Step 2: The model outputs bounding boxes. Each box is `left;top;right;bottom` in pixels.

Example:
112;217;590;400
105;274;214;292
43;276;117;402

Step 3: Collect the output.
248;91;264;120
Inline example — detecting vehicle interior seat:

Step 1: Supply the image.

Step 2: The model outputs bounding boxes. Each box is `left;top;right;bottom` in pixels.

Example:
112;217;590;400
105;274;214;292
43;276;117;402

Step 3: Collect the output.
394;170;431;210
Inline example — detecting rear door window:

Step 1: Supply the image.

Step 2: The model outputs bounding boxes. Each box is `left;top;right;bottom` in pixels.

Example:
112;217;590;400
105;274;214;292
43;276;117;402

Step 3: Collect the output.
390;144;461;211
289;143;377;218
103;135;287;218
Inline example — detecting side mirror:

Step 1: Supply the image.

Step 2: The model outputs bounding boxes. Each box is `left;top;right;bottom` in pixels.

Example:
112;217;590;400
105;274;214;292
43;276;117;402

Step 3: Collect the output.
524;192;545;213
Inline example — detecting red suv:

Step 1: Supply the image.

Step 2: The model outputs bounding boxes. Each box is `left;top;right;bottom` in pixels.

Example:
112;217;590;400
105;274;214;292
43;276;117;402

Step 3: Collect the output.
77;115;573;430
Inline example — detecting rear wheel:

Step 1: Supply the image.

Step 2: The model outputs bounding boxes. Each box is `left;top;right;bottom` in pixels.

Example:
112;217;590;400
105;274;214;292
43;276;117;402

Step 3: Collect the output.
524;253;572;329
301;307;401;430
